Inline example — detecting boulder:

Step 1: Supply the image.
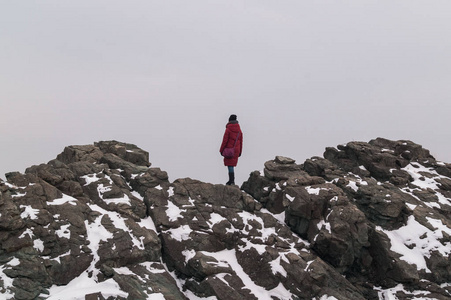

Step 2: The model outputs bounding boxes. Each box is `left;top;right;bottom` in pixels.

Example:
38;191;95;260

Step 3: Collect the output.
94;140;150;167
264;156;308;181
56;144;103;164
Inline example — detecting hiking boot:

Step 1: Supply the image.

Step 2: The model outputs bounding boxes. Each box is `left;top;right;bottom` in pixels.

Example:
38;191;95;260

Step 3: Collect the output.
226;172;235;185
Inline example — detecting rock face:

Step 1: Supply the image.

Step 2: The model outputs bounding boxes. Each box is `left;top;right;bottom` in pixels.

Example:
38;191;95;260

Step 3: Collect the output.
0;138;450;299
243;138;451;299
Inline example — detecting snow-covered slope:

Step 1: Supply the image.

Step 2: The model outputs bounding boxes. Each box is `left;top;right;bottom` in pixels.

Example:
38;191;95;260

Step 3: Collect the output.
0;139;450;299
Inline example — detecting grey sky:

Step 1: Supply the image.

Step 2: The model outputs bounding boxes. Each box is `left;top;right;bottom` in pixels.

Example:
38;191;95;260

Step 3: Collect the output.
1;1;450;185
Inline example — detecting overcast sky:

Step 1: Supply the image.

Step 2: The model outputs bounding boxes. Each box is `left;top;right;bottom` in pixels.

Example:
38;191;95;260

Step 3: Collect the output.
1;1;450;185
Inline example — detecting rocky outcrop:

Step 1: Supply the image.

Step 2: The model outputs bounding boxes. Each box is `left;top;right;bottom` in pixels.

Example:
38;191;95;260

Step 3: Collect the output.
1;138;450;299
0;142;178;300
243;138;451;299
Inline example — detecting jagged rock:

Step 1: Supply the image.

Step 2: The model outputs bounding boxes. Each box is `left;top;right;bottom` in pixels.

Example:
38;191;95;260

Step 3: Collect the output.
369;137;435;163
0;191;24;232
1;138;450;299
240;171;272;202
275;156;296;164
243;138;451;298
185;273;256;300
100;153;149;177
186;252;233;280
264;157;307;181
303;156;345;181
436;162;451;178
67;161;106;178
437;177;451;191
0;141;181;300
352;182;411;229
145;177;366;299
94;141;150;167
129;167;170;196
56;144;104;165
241;165;325;215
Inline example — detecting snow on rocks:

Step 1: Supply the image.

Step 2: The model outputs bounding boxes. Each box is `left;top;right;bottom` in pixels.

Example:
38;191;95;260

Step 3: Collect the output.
1;139;451;299
0;141;180;299
243;138;451;299
376;215;451;273
19;205;40;220
47;193;78;206
148;177;363;299
0;258;20;299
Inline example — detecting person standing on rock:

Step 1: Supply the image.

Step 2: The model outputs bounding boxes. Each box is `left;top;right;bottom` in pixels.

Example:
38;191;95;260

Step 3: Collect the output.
220;114;243;185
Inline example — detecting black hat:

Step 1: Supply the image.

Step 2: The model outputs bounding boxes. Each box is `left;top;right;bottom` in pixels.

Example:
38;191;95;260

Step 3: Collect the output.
229;114;237;121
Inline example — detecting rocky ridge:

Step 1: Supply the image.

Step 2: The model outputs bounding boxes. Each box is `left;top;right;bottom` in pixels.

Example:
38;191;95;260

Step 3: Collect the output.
0;139;450;299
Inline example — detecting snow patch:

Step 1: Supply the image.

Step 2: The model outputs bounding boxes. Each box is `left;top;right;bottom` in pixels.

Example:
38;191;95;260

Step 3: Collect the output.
0;258;21;299
164;225;192;242
130;190;143;200
304;260;314;272
317;295;339;300
55;224;71;239
376;215;451;272
374;283;436;300
182;249;196;263
166;201;186;222
33;239;44;252
208;213;227;227
46;251;71;264
113;267;135;276
317;219;332;234
19;228;34;239
285;193;295;202
103;194;131;205
138;216;157;232
400;163;451;207
139;262;166;274
345;173;368;192
20;205;40;220
238;238;267;255
305;186;322;195
203;249;293;300
11;191;27;198
80;173;102;186
269;256;287;277
167;187;175;197
48;194;78;206
44;273;128;300
238;211;276;242
97;184;112;198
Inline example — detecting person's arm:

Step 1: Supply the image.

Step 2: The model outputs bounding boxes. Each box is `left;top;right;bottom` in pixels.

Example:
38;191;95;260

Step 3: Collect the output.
220;129;229;153
239;131;243;156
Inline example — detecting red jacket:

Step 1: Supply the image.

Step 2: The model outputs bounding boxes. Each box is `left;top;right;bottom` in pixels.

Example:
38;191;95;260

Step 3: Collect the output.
220;122;243;167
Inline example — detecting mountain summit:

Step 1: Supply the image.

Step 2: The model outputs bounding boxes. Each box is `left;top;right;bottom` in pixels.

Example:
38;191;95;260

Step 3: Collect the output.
1;139;450;299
